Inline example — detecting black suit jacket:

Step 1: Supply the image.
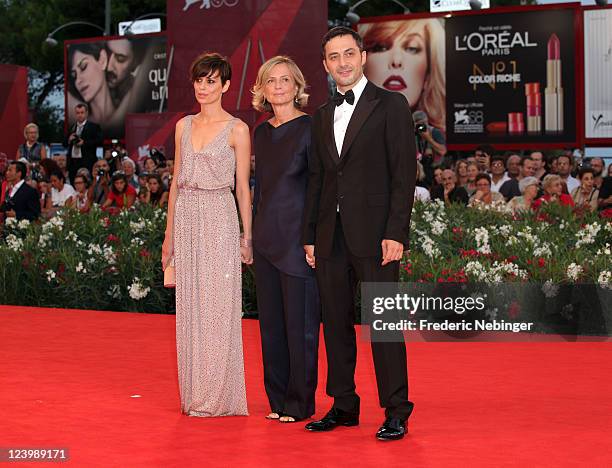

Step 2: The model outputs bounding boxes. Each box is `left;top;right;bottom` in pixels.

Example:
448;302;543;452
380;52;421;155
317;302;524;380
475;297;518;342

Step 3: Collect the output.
65;121;103;169
1;182;40;221
302;81;417;258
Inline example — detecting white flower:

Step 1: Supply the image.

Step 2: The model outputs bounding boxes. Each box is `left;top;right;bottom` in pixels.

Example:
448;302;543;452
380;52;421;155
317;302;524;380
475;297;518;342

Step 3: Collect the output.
430;219;446;236
485;308;498;320
130;220;146;233
38;232;52;248
498;225;512;237
575;223;601;248
597;243;611;256
75;262;87;274
541;280;559;298
107;284;122;299
6;234;23;252
5;217;17;227
474;227;491;255
533;243;552;258
103;245;116;264
421;235;440;258
87;243;103;256
128;277;150;300
566;263;583;282
66;231;78;242
598;271;611;289
131;237;145;247
46;270;56;282
17;219;30;229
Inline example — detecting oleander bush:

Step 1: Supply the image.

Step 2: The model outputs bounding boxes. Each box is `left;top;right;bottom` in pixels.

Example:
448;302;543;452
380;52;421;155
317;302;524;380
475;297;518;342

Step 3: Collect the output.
0;201;610;314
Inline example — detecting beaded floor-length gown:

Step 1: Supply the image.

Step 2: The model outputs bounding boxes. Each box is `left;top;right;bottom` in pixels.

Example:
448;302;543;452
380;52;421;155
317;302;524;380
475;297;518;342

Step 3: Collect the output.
173;115;248;417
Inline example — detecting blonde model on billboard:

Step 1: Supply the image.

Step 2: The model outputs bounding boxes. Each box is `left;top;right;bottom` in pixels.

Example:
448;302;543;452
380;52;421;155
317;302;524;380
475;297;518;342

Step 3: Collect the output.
360;19;446;134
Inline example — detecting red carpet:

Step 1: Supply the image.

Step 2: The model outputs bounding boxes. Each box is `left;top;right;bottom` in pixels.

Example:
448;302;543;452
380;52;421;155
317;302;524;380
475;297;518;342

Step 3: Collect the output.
1;305;611;467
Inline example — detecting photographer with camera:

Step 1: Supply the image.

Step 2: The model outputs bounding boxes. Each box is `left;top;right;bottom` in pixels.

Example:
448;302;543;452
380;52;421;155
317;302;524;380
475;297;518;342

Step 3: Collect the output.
65;103;103;184
0;161;40;223
414;111;447;187
91;160;112;206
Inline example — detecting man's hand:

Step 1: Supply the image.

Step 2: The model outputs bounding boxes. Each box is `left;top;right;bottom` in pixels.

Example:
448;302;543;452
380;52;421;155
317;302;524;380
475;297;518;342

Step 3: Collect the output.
381;239;403;266
304;245;315;269
6;209;16;218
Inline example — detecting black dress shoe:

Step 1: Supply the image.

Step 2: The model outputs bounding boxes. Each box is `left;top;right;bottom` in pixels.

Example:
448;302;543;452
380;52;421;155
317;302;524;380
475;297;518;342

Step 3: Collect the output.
305;408;359;432
375;417;406;441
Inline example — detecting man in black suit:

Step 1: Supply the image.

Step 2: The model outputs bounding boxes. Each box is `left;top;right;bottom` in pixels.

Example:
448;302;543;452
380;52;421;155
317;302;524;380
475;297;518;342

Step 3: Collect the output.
1;161;40;222
302;27;416;441
65;103;103;184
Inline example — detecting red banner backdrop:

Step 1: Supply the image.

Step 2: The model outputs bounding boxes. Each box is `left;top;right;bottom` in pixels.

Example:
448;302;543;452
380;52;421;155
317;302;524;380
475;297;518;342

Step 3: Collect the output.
126;0;327;160
0;64;29;159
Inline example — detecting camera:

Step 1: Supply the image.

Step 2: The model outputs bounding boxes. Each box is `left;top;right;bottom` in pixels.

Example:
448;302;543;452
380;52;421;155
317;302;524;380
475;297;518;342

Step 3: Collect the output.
415;123;427;134
97;169;107;177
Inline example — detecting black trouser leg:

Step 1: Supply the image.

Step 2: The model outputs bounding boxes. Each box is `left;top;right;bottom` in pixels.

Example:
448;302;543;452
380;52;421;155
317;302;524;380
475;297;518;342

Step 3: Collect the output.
348;245;413;420
280;273;320;419
254;249;289;414
315;219;360;415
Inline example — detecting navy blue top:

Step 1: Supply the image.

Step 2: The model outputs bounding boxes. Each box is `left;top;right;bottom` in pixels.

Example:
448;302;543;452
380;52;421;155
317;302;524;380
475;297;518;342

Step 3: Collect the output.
253;114;313;278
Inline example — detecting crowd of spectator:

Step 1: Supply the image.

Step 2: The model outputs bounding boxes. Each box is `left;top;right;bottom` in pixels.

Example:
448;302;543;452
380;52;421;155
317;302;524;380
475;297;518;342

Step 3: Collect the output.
2;117;612;227
0;119;171;225
416;145;612;215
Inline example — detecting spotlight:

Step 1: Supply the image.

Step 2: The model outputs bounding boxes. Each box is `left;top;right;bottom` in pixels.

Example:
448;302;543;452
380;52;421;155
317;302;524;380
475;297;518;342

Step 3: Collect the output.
469;0;482;10
595;0;608;6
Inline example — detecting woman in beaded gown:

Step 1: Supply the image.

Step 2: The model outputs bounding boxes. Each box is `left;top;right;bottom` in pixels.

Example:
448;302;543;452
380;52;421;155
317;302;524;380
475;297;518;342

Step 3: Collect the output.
161;53;253;417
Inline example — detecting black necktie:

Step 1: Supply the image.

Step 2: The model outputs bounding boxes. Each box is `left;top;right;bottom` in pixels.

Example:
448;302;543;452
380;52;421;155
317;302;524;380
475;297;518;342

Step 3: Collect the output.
333;89;355;107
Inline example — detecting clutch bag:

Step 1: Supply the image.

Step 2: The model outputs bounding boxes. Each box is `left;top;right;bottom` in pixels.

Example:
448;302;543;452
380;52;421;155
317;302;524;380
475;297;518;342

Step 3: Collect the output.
164;256;176;288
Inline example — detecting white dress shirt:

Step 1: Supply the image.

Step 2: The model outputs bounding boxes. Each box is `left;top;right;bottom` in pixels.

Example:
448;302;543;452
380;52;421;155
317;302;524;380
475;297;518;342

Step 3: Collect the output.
72;120;87;159
333;74;368;156
9;180;25;198
490;174;510;193
563;175;580;194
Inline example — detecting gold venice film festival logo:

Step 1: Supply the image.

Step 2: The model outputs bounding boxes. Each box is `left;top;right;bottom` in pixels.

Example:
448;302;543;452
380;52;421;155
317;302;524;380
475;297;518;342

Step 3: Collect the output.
183;0;239;11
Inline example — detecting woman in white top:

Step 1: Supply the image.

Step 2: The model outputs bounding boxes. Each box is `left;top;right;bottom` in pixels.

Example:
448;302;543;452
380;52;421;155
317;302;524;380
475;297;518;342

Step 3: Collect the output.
47;170;76;208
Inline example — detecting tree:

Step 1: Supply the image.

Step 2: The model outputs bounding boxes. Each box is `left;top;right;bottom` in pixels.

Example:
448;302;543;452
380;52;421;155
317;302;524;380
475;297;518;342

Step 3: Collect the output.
0;0;166;140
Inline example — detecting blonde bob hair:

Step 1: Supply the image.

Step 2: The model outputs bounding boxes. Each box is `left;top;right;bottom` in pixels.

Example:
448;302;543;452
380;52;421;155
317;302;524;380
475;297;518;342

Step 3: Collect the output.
252;56;309;113
24;123;39;137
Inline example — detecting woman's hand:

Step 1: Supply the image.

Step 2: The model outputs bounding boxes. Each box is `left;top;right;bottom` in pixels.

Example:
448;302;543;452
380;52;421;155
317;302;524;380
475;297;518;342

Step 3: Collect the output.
240;245;253;264
161;235;173;270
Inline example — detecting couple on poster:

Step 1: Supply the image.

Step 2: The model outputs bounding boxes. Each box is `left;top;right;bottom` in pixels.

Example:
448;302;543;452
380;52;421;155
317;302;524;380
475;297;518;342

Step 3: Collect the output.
161;26;417;441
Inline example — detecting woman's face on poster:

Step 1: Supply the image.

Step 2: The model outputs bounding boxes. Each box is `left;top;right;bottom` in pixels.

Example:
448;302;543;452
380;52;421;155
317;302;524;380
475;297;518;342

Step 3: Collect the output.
71;49;108;104
364;23;428;108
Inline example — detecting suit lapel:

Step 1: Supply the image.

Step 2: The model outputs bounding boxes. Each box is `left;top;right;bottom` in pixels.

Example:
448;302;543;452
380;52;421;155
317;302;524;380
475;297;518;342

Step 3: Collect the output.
340;82;379;160
320;102;340;164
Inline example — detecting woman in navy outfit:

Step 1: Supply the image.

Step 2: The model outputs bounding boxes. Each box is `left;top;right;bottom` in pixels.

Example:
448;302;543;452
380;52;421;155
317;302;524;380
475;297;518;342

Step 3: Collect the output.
251;56;320;423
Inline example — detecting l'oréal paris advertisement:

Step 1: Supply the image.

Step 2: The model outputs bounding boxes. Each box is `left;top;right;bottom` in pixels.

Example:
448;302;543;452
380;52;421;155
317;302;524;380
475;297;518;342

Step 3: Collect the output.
584;9;612;139
65;35;167;139
445;9;576;145
359;18;446;138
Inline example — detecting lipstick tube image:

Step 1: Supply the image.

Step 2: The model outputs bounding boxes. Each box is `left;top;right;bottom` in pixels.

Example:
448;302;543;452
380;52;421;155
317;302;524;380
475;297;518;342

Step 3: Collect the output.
525;82;541;133
545;33;564;134
508;112;524;135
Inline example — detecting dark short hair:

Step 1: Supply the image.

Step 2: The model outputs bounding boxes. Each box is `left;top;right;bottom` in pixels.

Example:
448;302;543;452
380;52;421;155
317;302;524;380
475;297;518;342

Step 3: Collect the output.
111;172;128;194
491;155;505;166
73;174;90;188
475;145;494;157
557;153;573;165
578;167;595;179
10;161;27;180
49;170;65;182
321;27;363;58
520;155;534;166
190;52;232;85
475;173;491;185
75;103;89;112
